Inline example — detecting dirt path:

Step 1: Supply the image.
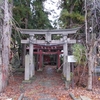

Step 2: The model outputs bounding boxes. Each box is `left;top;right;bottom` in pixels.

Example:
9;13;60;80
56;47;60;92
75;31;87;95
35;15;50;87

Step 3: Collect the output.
1;65;100;100
23;65;67;100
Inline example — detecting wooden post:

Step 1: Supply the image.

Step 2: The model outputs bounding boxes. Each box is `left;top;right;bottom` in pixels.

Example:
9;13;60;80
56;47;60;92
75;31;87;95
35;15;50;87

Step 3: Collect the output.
42;54;44;67
39;50;42;70
36;49;39;70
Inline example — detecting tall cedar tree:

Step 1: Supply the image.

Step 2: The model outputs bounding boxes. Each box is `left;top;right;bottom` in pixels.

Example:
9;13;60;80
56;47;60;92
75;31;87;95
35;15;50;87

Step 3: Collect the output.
12;0;52;59
59;0;84;28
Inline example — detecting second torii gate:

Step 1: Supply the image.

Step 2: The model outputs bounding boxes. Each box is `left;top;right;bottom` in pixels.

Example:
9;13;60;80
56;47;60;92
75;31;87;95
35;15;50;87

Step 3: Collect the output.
20;27;79;89
26;44;63;70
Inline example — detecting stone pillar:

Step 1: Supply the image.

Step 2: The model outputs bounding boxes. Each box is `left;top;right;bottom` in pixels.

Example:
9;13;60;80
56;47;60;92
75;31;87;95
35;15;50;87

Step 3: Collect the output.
25;54;30;80
57;50;60;69
63;36;68;77
29;35;35;78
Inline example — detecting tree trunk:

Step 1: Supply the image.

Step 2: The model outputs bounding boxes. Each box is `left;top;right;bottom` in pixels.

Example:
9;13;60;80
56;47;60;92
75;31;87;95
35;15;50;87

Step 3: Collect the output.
87;47;94;90
0;0;3;92
69;5;74;28
22;44;26;67
0;0;12;92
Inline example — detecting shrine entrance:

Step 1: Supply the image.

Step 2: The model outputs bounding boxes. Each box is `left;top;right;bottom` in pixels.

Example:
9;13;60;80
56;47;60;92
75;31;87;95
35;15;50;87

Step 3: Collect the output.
20;27;79;89
26;44;63;70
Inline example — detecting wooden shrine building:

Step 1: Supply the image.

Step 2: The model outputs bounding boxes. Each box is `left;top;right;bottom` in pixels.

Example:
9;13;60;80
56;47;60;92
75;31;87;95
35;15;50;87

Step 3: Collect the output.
20;27;80;89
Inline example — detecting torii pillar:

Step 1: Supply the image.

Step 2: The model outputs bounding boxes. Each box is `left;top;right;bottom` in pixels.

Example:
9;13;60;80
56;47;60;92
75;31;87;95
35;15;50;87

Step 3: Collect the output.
29;35;35;77
57;50;61;69
38;50;43;71
63;35;71;89
63;35;67;77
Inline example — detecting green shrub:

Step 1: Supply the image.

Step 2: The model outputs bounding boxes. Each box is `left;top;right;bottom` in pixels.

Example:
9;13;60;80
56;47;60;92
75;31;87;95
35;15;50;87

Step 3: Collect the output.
72;44;86;66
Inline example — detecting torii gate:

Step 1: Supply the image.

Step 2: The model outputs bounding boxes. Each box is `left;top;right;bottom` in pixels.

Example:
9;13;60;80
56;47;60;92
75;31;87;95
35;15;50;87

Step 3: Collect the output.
20;27;79;89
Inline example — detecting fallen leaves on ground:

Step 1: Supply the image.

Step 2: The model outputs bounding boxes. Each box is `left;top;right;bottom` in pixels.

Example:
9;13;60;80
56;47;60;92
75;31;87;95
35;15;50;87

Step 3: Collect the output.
0;65;100;100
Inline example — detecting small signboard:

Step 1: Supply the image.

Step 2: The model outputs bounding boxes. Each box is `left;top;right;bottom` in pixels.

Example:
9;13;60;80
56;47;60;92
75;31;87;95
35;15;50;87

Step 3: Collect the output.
68;55;76;62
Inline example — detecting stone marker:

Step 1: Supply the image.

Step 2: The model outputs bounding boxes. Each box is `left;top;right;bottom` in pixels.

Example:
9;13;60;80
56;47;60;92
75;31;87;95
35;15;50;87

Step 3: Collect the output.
80;96;91;100
25;55;30;80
